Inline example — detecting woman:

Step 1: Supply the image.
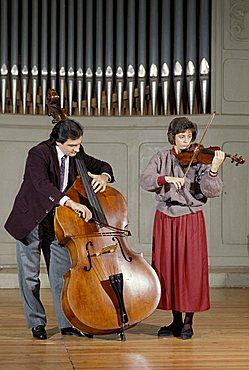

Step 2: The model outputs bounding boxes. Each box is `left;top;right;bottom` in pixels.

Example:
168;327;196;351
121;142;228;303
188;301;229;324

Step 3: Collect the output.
140;117;225;339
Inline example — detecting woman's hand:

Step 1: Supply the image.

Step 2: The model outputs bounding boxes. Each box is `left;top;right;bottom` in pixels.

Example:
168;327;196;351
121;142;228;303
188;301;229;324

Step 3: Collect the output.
165;176;185;191
211;150;225;173
88;172;109;193
65;199;92;222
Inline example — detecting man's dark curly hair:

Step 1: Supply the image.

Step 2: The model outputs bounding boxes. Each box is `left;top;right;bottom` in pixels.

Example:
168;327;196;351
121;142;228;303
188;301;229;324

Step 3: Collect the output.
50;119;83;144
167;117;198;145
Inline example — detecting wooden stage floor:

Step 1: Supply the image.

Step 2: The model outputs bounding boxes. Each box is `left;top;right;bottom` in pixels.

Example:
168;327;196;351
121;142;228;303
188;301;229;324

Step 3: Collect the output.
0;288;249;370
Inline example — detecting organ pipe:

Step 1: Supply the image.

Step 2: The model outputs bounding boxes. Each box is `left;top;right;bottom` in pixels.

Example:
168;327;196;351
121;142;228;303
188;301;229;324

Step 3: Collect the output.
50;0;57;90
138;0;147;116
67;0;75;116
173;0;184;115
86;0;93;116
127;0;136;116
95;0;104;116
59;0;66;108
41;0;48;115
31;0;39;114
76;0;84;115
186;0;197;115
10;0;18;114
149;0;159;116
161;0;171;115
21;0;28;114
1;0;8;113
116;0;124;116
105;0;114;116
199;0;210;114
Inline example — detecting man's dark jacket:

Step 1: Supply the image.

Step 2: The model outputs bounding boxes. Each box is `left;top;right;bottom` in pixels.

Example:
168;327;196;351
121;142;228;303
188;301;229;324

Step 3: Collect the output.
5;139;114;240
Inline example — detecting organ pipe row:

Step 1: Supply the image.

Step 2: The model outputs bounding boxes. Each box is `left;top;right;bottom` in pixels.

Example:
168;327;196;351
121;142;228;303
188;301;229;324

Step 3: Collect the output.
0;0;211;116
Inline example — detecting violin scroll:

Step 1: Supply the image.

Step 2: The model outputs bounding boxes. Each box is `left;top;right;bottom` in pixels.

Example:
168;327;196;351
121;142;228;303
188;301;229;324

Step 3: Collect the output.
229;154;245;166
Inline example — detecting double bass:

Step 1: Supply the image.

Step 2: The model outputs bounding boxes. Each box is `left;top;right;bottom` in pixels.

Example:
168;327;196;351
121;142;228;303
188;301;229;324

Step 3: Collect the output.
47;90;161;340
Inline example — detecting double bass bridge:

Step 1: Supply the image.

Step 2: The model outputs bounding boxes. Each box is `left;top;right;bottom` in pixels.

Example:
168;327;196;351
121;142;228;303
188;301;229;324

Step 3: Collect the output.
84;241;118;271
93;243;118;257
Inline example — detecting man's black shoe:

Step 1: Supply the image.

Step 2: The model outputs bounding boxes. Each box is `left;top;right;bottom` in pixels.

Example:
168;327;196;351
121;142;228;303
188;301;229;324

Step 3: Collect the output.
61;327;93;338
32;325;47;340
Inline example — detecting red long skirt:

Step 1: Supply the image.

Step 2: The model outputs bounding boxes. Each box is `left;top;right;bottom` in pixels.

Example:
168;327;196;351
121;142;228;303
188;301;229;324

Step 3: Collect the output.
152;210;210;312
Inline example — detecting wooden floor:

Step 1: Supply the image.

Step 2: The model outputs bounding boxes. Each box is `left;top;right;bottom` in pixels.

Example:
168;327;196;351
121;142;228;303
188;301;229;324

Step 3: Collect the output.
1;288;249;370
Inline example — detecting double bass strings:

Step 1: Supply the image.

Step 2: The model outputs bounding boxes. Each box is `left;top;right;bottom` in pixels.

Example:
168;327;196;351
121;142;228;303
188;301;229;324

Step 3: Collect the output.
75;156;121;281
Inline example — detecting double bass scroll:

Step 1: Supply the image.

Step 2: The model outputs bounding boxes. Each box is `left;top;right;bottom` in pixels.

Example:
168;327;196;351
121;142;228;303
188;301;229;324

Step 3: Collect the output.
47;89;68;123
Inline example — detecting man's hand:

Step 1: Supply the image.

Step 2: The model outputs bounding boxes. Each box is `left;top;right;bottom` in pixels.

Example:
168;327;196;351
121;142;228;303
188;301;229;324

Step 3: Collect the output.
65;199;92;222
88;172;109;193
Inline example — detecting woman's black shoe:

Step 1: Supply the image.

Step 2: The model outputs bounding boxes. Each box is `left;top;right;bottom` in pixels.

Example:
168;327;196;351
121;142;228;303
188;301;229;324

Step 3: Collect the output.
32;325;47;340
158;323;183;337
180;326;193;340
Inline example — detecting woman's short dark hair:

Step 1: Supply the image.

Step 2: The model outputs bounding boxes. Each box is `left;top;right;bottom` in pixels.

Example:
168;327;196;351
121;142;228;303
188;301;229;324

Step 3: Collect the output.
50;119;84;144
167;117;198;145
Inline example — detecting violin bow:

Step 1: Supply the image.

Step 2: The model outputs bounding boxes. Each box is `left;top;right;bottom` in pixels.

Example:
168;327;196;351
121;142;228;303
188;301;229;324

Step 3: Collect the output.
183;112;216;178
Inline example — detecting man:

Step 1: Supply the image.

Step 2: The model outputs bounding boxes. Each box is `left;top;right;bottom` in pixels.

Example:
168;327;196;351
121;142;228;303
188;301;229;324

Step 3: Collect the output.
5;119;114;340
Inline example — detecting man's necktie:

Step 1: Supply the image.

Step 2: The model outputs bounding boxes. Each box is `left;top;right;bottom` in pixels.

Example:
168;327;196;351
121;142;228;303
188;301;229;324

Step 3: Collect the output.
60;155;66;191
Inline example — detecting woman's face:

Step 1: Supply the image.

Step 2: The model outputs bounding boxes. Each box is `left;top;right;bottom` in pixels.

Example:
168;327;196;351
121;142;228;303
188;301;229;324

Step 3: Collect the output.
174;129;193;153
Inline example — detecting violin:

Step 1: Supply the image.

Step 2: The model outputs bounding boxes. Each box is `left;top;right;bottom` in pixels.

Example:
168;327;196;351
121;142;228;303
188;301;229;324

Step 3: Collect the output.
177;143;245;167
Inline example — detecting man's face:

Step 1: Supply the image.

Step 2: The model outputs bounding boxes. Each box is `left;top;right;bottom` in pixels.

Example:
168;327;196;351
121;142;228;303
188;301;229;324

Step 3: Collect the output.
56;136;83;156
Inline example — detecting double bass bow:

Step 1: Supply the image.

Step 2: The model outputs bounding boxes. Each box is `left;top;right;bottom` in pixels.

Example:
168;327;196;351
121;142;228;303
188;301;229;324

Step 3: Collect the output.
47;89;161;341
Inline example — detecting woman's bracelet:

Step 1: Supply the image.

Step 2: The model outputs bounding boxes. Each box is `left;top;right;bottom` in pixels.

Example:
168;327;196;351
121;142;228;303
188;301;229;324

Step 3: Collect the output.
209;169;218;177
